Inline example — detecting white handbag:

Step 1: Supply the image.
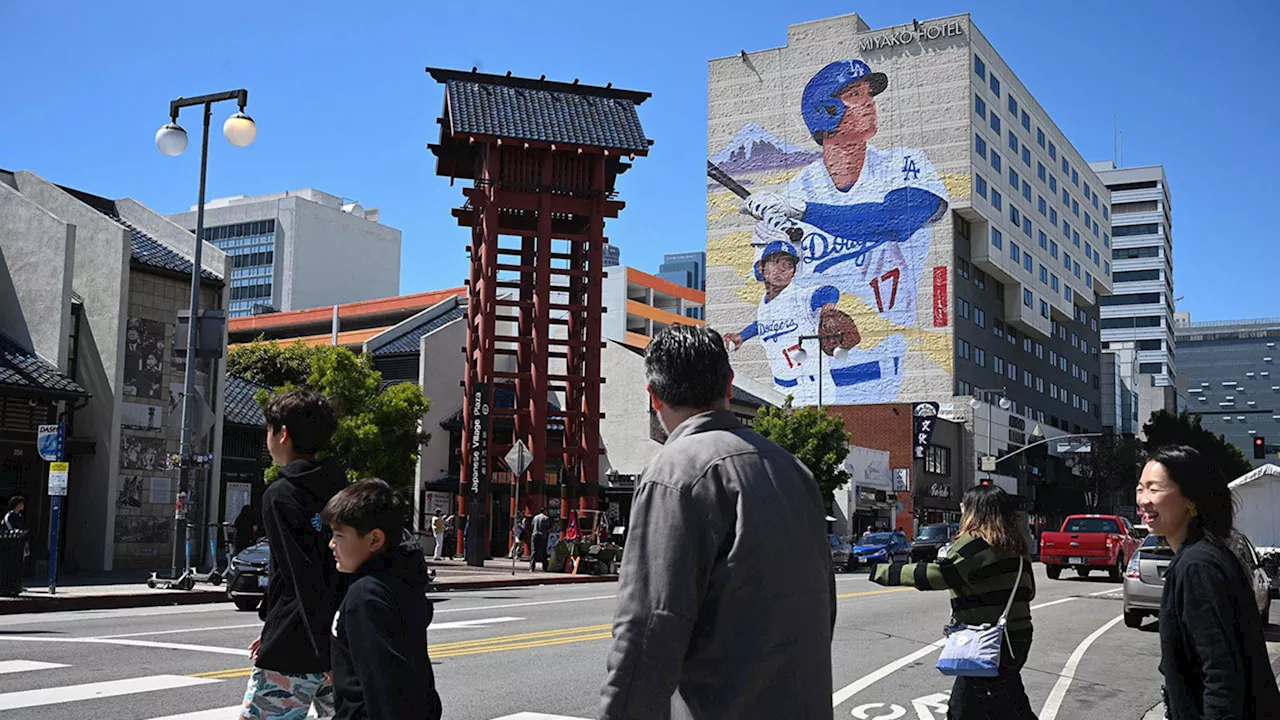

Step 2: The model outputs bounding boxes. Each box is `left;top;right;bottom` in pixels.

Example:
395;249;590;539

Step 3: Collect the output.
935;557;1024;678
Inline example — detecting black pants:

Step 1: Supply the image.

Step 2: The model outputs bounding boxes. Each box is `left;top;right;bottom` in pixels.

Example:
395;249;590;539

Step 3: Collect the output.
948;630;1037;720
531;534;549;571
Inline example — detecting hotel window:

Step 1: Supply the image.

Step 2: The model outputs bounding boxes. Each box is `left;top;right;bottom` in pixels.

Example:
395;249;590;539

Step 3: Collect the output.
1103;206;1109;220
975;134;987;159
1011;206;1021;226
1050;207;1058;226
1038;196;1046;216
974;308;986;328
1062;189;1071;208
974;55;986;79
1064;286;1073;302
1024;337;1032;353
958;339;970;360
975;347;986;367
1064;252;1072;271
1072;198;1079;217
991;151;1002;173
1022;147;1031;167
1023;288;1033;308
1072;168;1079;186
1008;95;1018;117
1086;272;1093;288
1023;249;1033;271
1085;242;1094;263
958;298;970;319
991;227;1002;250
1083;183;1091;200
991;112;1001;134
1073;260;1081;278
1050;240;1058;259
924;446;952;476
1040;300;1050;319
991;189;1002;211
1008;130;1018;152
1103;233;1110;248
1038;230;1048;250
1009;168;1019;190
1036;128;1045;148
1037;163;1046;182
1035;342;1044;359
1063;219;1071;239
1062;157;1069;174
1036;376;1045;393
1023;217;1032;239
1092;194;1099;210
1023;181;1032;202
1021;110;1030;131
976;174;987;199
1050;273;1059;292
990;74;1001;96
1024;369;1033;388
1073;230;1080;247
975;94;987;119
994;356;1005;375
1048;141;1057;160
1010;242;1021;264
1039;264;1048;284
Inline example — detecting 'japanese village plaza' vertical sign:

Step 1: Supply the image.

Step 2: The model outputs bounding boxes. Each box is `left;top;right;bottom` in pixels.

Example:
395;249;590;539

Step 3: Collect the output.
858;19;964;51
468;383;491;500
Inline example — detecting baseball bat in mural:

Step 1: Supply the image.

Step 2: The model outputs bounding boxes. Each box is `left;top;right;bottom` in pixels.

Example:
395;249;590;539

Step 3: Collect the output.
707;160;803;243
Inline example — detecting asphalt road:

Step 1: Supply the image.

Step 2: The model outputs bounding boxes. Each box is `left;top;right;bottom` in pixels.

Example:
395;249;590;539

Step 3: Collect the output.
0;565;1271;719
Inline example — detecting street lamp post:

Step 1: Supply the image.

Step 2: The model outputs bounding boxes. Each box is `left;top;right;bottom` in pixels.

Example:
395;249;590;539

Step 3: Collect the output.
968;387;1011;483
155;90;255;586
791;333;849;408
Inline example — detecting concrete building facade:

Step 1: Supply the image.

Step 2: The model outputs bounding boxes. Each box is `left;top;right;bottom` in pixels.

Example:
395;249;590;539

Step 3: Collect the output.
657;251;706;319
168;189;401;318
1175;316;1280;469
601;266;705;348
1090;163;1179;435
1;170;228;572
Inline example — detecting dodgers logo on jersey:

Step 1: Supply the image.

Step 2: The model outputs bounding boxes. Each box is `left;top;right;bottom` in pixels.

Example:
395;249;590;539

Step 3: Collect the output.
759;318;800;342
801;230;881;274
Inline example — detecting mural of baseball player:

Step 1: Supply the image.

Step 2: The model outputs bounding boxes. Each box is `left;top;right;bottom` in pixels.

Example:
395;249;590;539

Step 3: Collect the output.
724;239;862;405
733;59;949;404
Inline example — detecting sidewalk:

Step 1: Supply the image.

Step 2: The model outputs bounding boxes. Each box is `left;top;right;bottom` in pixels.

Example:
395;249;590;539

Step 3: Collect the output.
0;558;617;615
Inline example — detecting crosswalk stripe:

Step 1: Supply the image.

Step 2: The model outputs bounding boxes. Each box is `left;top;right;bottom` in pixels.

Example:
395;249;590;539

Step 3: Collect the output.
0;674;221;711
492;714;591;720
0;660;69;675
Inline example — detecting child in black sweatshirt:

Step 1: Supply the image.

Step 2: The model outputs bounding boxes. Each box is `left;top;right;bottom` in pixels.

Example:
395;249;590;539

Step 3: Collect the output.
321;478;442;720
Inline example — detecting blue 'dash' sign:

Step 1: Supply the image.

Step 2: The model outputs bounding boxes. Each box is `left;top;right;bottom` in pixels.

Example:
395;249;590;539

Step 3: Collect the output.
912;402;939;460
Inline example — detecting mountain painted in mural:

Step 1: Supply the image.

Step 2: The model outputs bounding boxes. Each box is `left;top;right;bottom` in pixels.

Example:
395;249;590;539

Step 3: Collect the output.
709;122;818;174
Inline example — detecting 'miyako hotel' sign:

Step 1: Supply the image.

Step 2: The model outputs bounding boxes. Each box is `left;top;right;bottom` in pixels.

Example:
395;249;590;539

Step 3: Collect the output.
858;19;965;51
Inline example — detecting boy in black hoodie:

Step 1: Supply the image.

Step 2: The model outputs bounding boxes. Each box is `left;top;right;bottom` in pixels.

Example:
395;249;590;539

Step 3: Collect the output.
322;478;442;720
242;389;348;720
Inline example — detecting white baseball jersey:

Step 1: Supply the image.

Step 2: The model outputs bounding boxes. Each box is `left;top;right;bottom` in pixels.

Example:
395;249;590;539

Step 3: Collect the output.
753;282;828;387
785;144;948;328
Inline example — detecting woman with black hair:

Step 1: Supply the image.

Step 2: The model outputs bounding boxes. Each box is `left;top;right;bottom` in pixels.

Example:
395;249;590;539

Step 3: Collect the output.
1139;445;1280;719
870;484;1037;719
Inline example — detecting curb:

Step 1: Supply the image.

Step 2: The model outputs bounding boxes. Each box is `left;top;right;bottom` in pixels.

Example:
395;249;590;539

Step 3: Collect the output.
0;574;617;614
431;574;617;592
0;589;227;615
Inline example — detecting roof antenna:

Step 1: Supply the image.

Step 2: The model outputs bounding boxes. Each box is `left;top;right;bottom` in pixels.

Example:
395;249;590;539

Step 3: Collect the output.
740;50;749;62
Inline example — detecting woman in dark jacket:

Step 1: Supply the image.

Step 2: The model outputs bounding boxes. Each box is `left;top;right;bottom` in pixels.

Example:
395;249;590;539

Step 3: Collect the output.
871;484;1037;719
1138;445;1280;719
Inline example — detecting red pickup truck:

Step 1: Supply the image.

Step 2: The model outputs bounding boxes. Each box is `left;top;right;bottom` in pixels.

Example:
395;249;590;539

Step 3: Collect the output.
1040;514;1142;582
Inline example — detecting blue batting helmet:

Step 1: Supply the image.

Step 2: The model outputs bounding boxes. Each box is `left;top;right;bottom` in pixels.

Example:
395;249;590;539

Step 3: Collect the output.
754;240;800;281
801;59;888;144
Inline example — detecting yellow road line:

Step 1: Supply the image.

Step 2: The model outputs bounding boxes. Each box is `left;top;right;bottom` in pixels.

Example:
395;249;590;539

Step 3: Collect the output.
192;591;901;678
837;588;912;600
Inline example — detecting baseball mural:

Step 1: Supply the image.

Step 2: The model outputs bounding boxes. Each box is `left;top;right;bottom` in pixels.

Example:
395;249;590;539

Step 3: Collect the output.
708;21;971;407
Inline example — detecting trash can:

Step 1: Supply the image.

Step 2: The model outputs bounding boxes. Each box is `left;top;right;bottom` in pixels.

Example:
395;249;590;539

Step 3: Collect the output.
0;529;29;596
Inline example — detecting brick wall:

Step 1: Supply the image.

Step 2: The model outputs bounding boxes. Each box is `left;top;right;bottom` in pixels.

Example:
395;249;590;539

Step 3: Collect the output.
824;403;916;536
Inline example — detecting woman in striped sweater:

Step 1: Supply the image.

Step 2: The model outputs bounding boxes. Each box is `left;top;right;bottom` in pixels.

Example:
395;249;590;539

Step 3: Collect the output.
870;484;1038;719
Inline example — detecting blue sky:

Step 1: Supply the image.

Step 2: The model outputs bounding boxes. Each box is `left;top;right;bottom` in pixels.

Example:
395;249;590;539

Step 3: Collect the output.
2;1;1275;322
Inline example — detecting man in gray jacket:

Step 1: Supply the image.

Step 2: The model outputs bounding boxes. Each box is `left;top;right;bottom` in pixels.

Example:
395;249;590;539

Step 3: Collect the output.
599;325;835;720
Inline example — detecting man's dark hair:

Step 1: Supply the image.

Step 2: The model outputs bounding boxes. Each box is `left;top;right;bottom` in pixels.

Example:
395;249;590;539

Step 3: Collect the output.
7;495;24;511
1147;444;1235;539
321;478;403;542
264;389;338;455
645;325;733;409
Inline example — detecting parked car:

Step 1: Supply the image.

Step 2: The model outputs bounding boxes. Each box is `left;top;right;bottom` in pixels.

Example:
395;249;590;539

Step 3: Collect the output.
911;523;959;562
1041;514;1142;582
226;530;437;612
1123;532;1273;628
849;531;911;569
226;539;269;612
1132;524;1151;540
830;535;854;572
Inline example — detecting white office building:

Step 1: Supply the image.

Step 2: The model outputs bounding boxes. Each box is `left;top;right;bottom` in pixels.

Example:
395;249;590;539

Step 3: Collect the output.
168;189;401;317
1089;163;1179;433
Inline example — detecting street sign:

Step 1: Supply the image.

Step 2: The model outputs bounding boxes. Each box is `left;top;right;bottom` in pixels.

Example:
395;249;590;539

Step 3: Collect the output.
1055;439;1093;454
504;439;532;478
37;424;63;462
980;455;997;472
47;462;68;496
892;467;910;492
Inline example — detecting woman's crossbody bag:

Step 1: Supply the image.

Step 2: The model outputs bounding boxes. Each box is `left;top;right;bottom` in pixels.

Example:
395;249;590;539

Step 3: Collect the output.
935;557;1024;678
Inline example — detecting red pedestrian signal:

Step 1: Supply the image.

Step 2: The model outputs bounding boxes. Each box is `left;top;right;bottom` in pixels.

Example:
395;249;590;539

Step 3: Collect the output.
1254;436;1266;460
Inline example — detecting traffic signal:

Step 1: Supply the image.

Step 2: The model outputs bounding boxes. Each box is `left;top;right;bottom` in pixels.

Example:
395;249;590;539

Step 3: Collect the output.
1254;436;1266;460
979;478;992;486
